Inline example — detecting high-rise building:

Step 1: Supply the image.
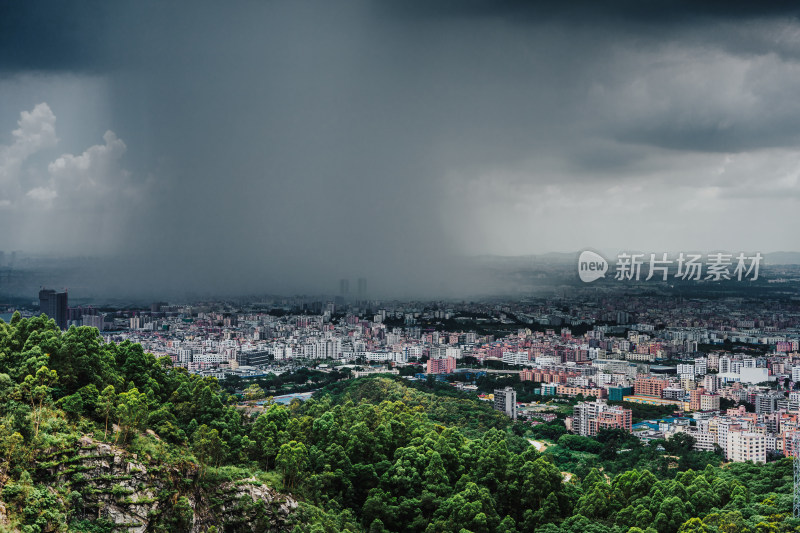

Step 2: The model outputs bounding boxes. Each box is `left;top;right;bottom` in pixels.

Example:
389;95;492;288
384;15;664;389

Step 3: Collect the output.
82;314;105;331
573;399;632;436
755;391;787;415
591;408;633;436
572;400;605;436
427;357;456;374
339;279;349;297
703;374;720;393
694;357;708;375
687;388;702;410
430;346;462;360
177;348;193;364
39;288;68;330
608;386;633;402
493;387;517;420
700;393;720;411
726;431;766;463
502;351;529;365
634;377;668;398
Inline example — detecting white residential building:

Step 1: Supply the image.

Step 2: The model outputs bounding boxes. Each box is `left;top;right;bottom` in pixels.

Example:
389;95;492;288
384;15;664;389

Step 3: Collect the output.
727;431;766;463
502;351;530;366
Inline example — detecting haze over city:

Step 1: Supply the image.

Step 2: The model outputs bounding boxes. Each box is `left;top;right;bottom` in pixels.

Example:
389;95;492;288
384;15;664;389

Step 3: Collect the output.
2;0;800;297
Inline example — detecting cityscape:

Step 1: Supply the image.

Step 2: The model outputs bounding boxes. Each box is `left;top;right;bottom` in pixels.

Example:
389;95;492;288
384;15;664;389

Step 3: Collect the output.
0;256;798;531
10;260;800;469
3;0;800;532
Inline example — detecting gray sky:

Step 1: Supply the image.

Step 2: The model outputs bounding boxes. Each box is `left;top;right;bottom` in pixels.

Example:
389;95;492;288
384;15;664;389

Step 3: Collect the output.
1;0;800;297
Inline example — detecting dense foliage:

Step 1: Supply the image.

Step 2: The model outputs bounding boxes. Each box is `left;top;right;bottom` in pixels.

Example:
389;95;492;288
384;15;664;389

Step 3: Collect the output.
0;313;796;532
542;429;724;479
220;367;352;398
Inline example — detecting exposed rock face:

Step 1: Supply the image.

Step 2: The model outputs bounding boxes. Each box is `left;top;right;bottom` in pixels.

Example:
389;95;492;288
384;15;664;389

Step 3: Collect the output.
38;436;298;532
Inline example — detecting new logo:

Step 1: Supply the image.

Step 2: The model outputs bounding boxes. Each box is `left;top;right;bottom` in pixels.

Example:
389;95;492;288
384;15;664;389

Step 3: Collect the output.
578;250;608;283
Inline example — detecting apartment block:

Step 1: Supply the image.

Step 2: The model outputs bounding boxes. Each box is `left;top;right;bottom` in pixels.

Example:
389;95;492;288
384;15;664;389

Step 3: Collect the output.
726;431;766;463
493;387;517;420
634;377;668;398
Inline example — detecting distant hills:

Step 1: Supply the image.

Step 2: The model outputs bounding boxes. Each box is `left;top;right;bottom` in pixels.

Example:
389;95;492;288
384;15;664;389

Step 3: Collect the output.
763;251;800;265
471;251;800;266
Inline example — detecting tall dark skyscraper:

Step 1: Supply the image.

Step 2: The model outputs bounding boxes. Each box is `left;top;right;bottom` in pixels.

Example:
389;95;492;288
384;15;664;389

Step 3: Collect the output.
39;288;68;329
339;279;349;297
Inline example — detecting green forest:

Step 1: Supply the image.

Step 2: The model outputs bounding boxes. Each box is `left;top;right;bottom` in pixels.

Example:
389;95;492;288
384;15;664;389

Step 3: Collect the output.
0;313;796;532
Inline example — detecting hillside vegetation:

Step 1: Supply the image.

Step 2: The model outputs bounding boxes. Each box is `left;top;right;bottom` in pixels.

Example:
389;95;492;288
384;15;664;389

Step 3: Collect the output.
0;313;796;532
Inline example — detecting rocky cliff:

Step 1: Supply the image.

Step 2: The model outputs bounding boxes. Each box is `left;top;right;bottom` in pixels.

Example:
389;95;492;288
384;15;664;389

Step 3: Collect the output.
15;435;299;532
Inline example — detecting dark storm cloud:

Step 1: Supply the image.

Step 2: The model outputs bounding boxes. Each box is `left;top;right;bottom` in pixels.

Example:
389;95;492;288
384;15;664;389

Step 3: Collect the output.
0;0;110;72
2;0;800;298
5;0;799;73
379;0;800;24
378;0;800;156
